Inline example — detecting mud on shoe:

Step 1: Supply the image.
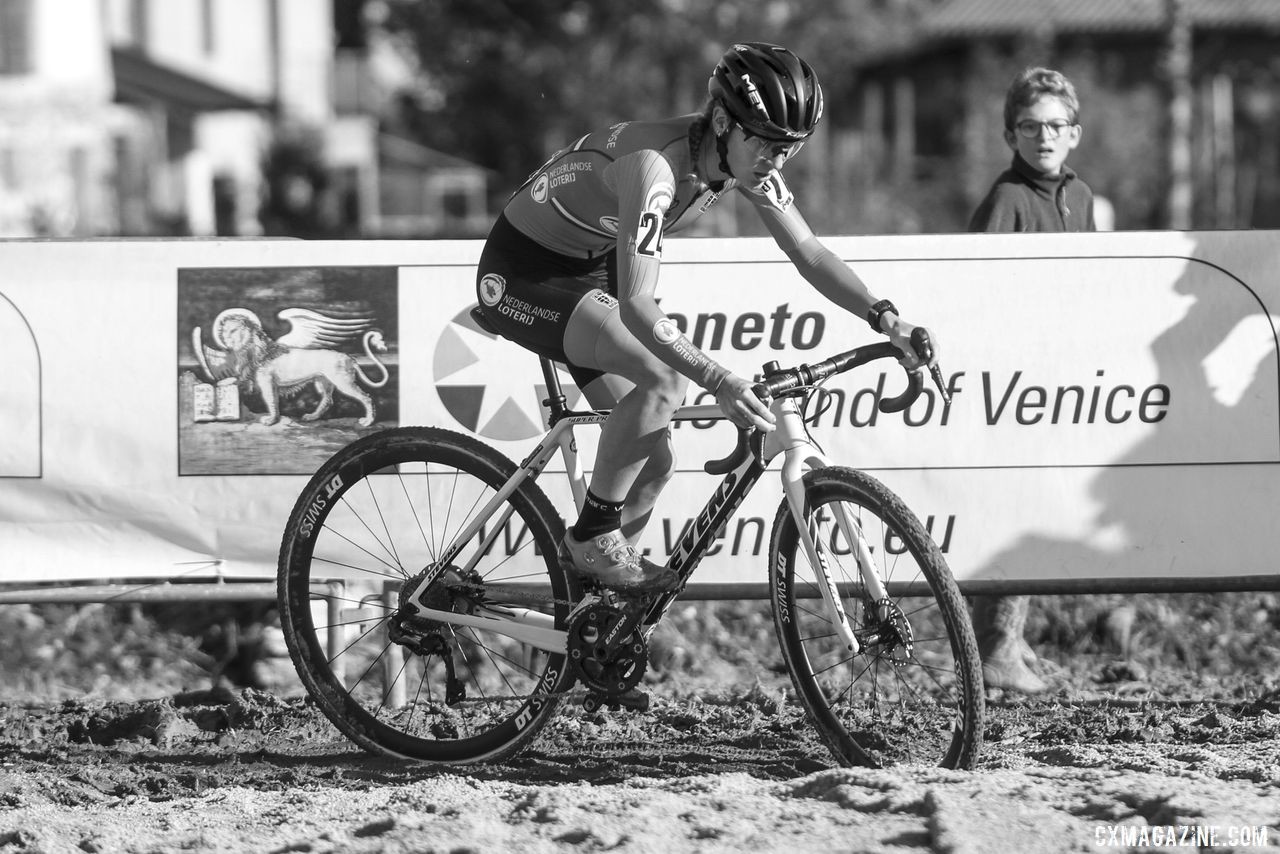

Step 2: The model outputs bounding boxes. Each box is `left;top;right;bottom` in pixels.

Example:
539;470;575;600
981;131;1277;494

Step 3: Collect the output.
559;529;679;594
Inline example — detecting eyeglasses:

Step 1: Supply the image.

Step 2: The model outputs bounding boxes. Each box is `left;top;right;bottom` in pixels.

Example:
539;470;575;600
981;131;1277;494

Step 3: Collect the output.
1014;119;1076;139
741;127;805;161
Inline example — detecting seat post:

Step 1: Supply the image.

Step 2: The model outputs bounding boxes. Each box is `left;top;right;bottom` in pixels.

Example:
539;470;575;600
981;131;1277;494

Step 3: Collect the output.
540;357;568;421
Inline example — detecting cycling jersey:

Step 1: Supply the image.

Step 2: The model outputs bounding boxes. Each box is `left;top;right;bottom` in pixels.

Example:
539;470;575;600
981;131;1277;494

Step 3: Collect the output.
507;117;724;256
477;113;864;393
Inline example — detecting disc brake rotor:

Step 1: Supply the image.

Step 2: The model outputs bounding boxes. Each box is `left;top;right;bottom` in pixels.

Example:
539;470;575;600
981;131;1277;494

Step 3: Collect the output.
864;597;915;666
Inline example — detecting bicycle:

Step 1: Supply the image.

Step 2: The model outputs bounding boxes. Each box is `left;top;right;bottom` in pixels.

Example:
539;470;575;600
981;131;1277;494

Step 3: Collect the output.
277;308;984;769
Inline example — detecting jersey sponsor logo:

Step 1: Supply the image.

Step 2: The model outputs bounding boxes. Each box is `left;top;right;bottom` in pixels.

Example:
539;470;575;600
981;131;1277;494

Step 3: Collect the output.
545;160;592;192
653;317;681;345
479;274;506;306
590;290;618;309
697;188;722;213
599;216;619;234
531;173;550;203
496;294;561;327
754;172;794;212
606;122;631;148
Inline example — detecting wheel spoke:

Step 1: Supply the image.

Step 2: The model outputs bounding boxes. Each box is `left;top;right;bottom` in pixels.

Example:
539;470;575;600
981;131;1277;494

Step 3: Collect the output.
278;429;573;763
770;468;983;769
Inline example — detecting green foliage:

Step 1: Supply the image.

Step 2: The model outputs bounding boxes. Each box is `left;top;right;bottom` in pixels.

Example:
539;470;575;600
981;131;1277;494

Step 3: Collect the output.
378;0;930;191
365;3;1280;231
259;124;342;238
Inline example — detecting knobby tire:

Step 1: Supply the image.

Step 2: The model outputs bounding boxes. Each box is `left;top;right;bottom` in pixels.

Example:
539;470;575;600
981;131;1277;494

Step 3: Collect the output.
769;466;984;768
277;427;575;764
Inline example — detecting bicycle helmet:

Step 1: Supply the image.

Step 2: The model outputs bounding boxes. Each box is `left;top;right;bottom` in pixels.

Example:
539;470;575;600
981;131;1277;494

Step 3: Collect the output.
708;42;824;142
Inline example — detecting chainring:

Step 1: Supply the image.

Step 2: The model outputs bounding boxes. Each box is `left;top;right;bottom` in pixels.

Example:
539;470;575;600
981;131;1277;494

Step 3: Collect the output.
566;602;648;695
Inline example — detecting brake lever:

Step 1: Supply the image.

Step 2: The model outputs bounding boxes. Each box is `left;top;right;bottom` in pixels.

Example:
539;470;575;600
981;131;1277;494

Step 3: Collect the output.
929;364;950;405
910;327;951;406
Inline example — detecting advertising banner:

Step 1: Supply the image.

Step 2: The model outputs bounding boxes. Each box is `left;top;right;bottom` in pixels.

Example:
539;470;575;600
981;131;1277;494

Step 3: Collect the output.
1;231;1277;594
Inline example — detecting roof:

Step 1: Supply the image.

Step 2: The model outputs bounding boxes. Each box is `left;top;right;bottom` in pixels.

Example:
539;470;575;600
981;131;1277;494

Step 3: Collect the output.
922;0;1280;38
111;48;267;113
378;135;495;174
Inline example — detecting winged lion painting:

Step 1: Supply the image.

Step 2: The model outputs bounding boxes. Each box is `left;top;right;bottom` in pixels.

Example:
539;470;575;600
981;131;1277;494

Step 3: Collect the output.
191;307;389;426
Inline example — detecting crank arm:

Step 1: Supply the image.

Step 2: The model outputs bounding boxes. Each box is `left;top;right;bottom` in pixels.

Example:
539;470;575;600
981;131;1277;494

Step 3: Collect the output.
599;604;645;658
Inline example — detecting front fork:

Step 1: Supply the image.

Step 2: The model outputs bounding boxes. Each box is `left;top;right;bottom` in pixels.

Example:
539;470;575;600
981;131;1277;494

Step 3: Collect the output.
770;398;891;656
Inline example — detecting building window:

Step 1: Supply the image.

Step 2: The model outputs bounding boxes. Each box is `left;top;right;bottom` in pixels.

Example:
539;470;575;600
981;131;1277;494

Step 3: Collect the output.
0;0;32;74
442;187;469;220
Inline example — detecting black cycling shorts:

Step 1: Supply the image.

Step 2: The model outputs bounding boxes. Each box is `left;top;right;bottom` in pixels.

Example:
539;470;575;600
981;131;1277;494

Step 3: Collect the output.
475;213;614;388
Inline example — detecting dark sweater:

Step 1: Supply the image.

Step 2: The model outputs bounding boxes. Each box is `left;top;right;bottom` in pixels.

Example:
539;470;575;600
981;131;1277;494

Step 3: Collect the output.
968;153;1096;233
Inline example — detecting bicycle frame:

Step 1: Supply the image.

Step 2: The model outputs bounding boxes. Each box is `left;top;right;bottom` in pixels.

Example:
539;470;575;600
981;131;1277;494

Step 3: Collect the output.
402;357;886;658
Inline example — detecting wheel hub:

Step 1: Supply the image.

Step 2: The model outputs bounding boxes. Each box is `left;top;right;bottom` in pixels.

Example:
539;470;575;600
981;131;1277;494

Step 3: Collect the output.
865;597;915;666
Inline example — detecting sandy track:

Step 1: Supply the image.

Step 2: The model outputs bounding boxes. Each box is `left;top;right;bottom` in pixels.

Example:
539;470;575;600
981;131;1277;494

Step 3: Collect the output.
1;686;1277;853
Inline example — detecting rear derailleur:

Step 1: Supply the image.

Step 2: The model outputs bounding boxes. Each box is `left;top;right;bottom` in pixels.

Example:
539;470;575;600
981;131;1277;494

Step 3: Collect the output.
386;614;467;706
384;565;483;707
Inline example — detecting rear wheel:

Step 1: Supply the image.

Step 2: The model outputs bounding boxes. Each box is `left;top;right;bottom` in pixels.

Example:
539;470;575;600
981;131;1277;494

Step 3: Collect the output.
769;466;983;768
278;427;577;763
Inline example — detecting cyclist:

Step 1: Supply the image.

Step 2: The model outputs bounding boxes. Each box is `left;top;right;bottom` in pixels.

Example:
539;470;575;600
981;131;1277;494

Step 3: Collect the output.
476;42;938;594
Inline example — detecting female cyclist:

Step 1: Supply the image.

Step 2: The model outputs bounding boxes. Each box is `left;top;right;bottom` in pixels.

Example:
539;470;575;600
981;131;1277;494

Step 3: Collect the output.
476;42;938;593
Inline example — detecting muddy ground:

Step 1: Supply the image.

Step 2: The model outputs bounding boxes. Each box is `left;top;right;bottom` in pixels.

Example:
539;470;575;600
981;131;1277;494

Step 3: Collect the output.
0;600;1277;853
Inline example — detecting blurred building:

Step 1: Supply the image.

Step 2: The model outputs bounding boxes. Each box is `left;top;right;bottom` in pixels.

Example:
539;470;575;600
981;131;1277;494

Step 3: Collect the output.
0;0;490;238
844;0;1280;232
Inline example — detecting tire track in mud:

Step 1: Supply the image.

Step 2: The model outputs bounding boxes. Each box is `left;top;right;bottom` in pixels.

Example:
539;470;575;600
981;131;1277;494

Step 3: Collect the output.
0;687;1277;853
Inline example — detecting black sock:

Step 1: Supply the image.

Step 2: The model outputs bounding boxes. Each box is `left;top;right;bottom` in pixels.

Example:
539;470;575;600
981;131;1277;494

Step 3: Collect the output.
572;490;625;540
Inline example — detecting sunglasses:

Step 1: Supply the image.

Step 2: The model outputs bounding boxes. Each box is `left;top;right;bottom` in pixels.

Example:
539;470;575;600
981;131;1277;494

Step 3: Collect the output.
740;128;805;160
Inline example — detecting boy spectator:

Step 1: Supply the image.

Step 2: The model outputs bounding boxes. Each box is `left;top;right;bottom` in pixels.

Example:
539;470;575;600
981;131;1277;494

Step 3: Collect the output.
970;67;1096;691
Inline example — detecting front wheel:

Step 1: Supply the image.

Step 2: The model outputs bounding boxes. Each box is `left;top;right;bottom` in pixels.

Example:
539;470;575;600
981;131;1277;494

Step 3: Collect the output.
769;467;983;768
277;427;578;764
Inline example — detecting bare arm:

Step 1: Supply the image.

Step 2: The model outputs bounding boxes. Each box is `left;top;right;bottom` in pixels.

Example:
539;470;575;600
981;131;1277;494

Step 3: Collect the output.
606;151;727;388
603;151;774;429
746;180;936;368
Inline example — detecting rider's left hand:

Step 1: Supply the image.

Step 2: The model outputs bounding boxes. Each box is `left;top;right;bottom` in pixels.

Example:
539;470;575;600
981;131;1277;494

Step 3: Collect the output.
881;313;939;371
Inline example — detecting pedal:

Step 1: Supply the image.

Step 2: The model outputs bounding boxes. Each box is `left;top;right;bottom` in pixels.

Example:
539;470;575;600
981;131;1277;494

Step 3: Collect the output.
609;688;650;712
581;688;649;714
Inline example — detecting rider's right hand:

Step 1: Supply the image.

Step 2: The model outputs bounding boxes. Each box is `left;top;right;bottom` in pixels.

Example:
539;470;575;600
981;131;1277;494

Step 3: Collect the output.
715;372;776;432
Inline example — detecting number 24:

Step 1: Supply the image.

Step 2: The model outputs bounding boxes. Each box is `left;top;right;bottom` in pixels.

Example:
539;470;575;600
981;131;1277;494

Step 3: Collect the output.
636;212;664;258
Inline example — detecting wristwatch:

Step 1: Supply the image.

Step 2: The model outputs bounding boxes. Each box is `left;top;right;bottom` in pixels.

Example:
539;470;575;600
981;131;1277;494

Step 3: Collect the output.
867;299;898;333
